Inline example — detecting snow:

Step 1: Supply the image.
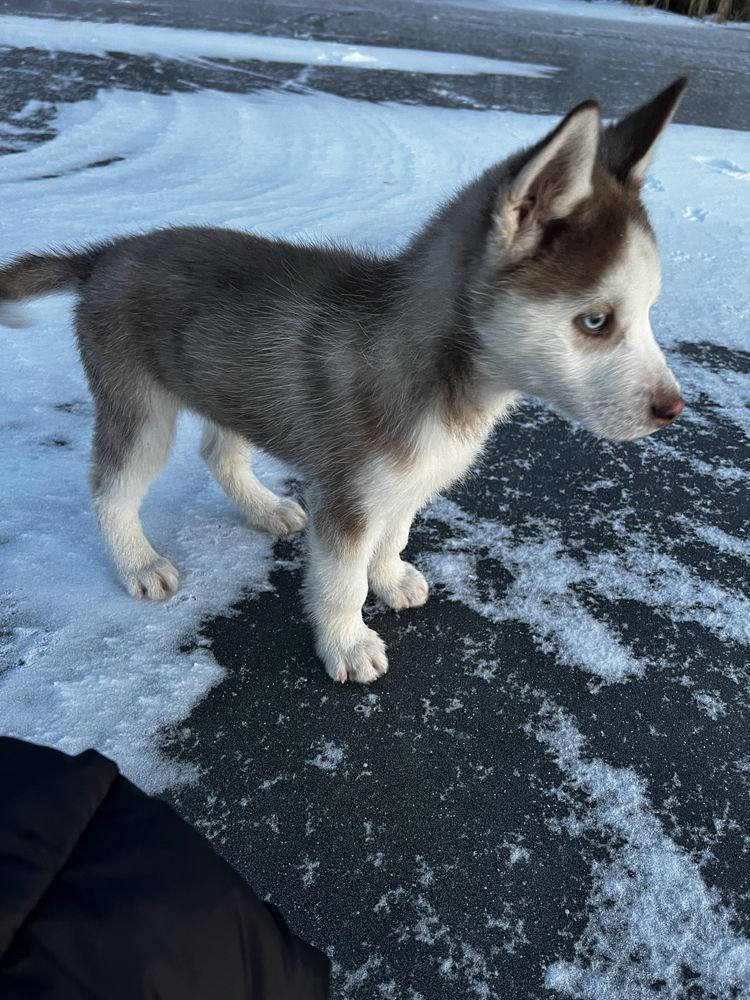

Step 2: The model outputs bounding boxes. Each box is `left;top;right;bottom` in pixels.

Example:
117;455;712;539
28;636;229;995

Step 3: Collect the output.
0;72;748;786
306;740;347;772
679;517;750;558
488;0;712;26
424;497;750;683
0;17;749;997
530;702;750;999
0;15;557;78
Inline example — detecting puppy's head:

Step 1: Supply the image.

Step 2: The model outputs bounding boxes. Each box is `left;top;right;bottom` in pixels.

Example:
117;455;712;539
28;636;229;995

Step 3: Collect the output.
475;78;687;441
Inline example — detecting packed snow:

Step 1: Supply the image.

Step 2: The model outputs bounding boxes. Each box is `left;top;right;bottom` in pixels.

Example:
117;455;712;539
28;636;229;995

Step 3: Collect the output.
0;15;557;78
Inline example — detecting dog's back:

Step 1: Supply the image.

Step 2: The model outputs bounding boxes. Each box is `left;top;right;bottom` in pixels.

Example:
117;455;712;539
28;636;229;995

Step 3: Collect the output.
1;227;412;471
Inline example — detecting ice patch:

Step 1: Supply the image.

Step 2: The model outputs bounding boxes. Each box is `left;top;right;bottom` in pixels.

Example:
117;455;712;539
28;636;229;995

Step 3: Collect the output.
0;15;557;78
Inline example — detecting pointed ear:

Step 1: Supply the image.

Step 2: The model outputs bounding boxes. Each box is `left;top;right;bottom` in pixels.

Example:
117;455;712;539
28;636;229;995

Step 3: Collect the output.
600;77;687;186
494;101;600;258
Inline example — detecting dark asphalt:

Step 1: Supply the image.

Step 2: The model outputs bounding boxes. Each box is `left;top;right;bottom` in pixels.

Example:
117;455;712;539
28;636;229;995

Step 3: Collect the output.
1;2;748;998
166;391;750;996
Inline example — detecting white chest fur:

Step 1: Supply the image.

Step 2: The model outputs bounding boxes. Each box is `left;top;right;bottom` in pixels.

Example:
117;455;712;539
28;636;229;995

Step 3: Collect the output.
359;394;516;530
409;416;487;502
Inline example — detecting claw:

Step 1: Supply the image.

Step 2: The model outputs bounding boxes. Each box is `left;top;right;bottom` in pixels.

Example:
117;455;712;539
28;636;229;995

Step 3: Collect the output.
320;628;389;685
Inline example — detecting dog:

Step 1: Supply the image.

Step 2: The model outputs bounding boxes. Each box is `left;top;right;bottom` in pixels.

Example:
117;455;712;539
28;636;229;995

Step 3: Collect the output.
0;79;687;684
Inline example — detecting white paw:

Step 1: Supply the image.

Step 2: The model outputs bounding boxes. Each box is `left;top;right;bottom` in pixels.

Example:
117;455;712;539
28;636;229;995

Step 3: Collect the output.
124;557;180;601
252;498;307;536
319;628;389;685
373;561;429;610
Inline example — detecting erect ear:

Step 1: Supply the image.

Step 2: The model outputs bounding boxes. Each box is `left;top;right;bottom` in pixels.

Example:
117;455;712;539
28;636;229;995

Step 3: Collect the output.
600;77;687;187
493;101;600;258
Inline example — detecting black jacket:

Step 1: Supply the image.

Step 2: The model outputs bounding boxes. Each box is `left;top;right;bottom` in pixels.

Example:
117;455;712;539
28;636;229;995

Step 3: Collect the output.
0;737;330;999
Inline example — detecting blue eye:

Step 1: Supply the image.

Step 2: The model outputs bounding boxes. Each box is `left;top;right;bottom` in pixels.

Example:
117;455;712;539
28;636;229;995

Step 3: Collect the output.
577;313;611;335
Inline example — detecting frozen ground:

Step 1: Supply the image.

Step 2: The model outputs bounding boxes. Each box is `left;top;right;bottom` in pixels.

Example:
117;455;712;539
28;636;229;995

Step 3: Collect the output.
0;6;749;999
0;15;557;78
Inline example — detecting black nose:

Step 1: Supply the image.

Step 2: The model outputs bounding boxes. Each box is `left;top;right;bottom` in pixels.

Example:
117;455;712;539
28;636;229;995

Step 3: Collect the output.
651;395;685;426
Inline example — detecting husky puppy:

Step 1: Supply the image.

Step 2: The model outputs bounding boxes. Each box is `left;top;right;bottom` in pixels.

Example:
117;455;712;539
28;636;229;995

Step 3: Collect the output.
0;79;687;683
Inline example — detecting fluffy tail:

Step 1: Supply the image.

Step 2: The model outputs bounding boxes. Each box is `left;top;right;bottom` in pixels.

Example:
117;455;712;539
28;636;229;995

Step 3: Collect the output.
0;246;102;327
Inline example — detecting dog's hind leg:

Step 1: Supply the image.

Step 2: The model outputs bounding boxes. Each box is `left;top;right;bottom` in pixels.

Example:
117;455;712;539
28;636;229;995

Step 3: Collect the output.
90;384;180;600
200;421;307;535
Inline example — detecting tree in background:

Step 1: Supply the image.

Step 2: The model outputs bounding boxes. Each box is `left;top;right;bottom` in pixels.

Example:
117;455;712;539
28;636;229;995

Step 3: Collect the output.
626;0;750;20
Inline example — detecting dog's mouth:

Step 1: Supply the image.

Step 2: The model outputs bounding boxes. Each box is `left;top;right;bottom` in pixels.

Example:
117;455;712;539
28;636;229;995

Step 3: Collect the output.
566;396;685;442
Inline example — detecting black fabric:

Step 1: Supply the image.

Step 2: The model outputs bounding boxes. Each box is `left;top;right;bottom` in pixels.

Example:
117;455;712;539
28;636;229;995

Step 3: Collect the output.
0;737;330;1000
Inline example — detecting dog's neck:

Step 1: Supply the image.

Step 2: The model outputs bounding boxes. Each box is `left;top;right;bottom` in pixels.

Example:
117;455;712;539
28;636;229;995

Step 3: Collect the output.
392;170;518;436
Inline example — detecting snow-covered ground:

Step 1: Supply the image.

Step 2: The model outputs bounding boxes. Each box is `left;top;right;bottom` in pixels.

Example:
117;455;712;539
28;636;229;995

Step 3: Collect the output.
491;0;746;26
1;10;749;1000
0;15;557;78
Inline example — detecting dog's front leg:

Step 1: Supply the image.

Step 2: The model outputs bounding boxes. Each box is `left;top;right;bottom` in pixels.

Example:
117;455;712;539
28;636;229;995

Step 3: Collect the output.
369;509;429;611
305;508;388;684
